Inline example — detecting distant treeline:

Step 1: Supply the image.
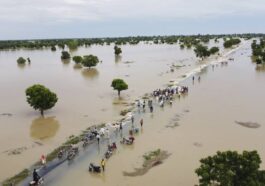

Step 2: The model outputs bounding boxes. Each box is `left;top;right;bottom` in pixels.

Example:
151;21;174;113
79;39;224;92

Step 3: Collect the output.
0;33;264;50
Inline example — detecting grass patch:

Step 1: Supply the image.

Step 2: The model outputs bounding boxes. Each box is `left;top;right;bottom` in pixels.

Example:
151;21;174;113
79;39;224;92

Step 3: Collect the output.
2;169;29;186
120;107;133;116
123;149;170;177
143;149;161;166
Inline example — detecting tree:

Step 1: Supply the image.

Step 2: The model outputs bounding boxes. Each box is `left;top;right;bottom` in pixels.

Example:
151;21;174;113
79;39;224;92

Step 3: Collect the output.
72;56;83;64
26;84;58;116
82;55;99;68
195;150;265;186
67;40;79;50
17;57;26;64
61;51;70;59
209;47;219;54
111;79;128;96
51;46;56;51
224;38;241;48
194;44;210;59
114;45;122;55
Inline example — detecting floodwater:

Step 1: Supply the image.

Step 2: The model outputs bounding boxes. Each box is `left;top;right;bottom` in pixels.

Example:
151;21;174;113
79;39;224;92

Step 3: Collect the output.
0;40;224;181
39;40;265;186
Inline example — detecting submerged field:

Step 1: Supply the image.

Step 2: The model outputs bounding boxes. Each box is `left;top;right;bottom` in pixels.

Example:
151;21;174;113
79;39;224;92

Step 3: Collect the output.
1;39;265;185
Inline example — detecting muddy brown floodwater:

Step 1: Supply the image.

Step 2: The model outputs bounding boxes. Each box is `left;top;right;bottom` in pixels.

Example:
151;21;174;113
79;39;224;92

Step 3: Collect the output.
37;40;265;186
0;40;224;181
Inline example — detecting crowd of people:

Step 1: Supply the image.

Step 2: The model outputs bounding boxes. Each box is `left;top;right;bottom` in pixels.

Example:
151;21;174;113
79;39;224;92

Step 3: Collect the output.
33;84;189;182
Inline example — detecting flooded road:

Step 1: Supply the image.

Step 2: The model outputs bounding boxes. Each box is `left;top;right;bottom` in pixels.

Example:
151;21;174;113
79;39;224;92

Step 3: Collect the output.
42;41;265;185
0;40;224;181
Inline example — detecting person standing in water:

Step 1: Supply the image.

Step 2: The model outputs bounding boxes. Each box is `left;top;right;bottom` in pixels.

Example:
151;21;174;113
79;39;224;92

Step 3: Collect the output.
96;134;100;144
101;158;106;172
40;154;46;166
131;115;134;124
119;122;123;131
140;119;143;127
198;76;201;82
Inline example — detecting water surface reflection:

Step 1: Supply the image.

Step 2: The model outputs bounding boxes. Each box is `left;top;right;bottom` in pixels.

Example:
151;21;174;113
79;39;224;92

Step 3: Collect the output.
30;116;60;140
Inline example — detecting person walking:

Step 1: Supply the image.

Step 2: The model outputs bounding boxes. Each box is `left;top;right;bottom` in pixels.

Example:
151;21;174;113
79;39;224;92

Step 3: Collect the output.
40;154;46;166
119;122;123;131
101;158;106;172
150;105;153;113
96;134;100;144
140;119;143;127
131;115;134;124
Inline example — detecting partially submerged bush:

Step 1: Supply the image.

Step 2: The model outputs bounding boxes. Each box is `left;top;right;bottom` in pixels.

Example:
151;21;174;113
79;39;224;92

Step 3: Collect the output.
17;57;26;64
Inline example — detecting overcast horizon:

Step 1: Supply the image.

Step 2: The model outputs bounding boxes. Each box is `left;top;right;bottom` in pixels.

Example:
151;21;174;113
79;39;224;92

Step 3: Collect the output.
0;0;265;40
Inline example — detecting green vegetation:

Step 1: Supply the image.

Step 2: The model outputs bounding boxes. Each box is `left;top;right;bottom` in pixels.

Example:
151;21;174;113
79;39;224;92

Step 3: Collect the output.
223;38;241;48
67;40;79;50
194;44;210;59
251;39;265;64
209;46;219;54
123;149;170;177
111;79;128;97
196;150;265;186
2;169;29;186
194;44;220;59
25;84;58;116
82;55;99;68
61;51;71;59
17;57;26;64
51;45;56;51
143;149;161;162
114;45;122;55
0;34;261;50
72;56;83;64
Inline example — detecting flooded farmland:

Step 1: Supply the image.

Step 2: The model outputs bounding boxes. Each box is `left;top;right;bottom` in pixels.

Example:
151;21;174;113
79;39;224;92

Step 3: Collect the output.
42;40;265;186
0;40;223;181
1;40;265;185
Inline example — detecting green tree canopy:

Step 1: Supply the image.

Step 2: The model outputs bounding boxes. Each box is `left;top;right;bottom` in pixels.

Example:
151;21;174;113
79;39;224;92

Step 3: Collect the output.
114;45;122;55
224;38;241;48
111;79;128;96
61;51;71;59
209;46;219;54
51;45;56;51
17;57;26;64
67;40;79;50
26;84;58;116
194;44;210;59
196;150;265;186
72;56;83;64
82;55;99;68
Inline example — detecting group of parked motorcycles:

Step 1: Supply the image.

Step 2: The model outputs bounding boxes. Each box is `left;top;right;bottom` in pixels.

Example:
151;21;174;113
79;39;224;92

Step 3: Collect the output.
29;127;137;184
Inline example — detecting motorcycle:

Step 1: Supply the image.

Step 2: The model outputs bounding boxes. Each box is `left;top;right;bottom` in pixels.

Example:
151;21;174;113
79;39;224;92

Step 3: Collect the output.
108;142;117;151
89;163;101;173
29;177;44;186
82;138;90;148
105;150;112;159
67;146;79;160
120;137;134;145
57;149;65;159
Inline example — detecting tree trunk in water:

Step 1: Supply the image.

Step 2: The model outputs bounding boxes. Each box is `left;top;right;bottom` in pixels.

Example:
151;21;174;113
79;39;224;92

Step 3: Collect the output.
40;109;44;117
118;90;120;97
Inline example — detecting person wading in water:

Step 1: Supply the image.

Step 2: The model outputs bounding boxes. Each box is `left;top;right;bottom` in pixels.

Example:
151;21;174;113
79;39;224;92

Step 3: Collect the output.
101;158;106;172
